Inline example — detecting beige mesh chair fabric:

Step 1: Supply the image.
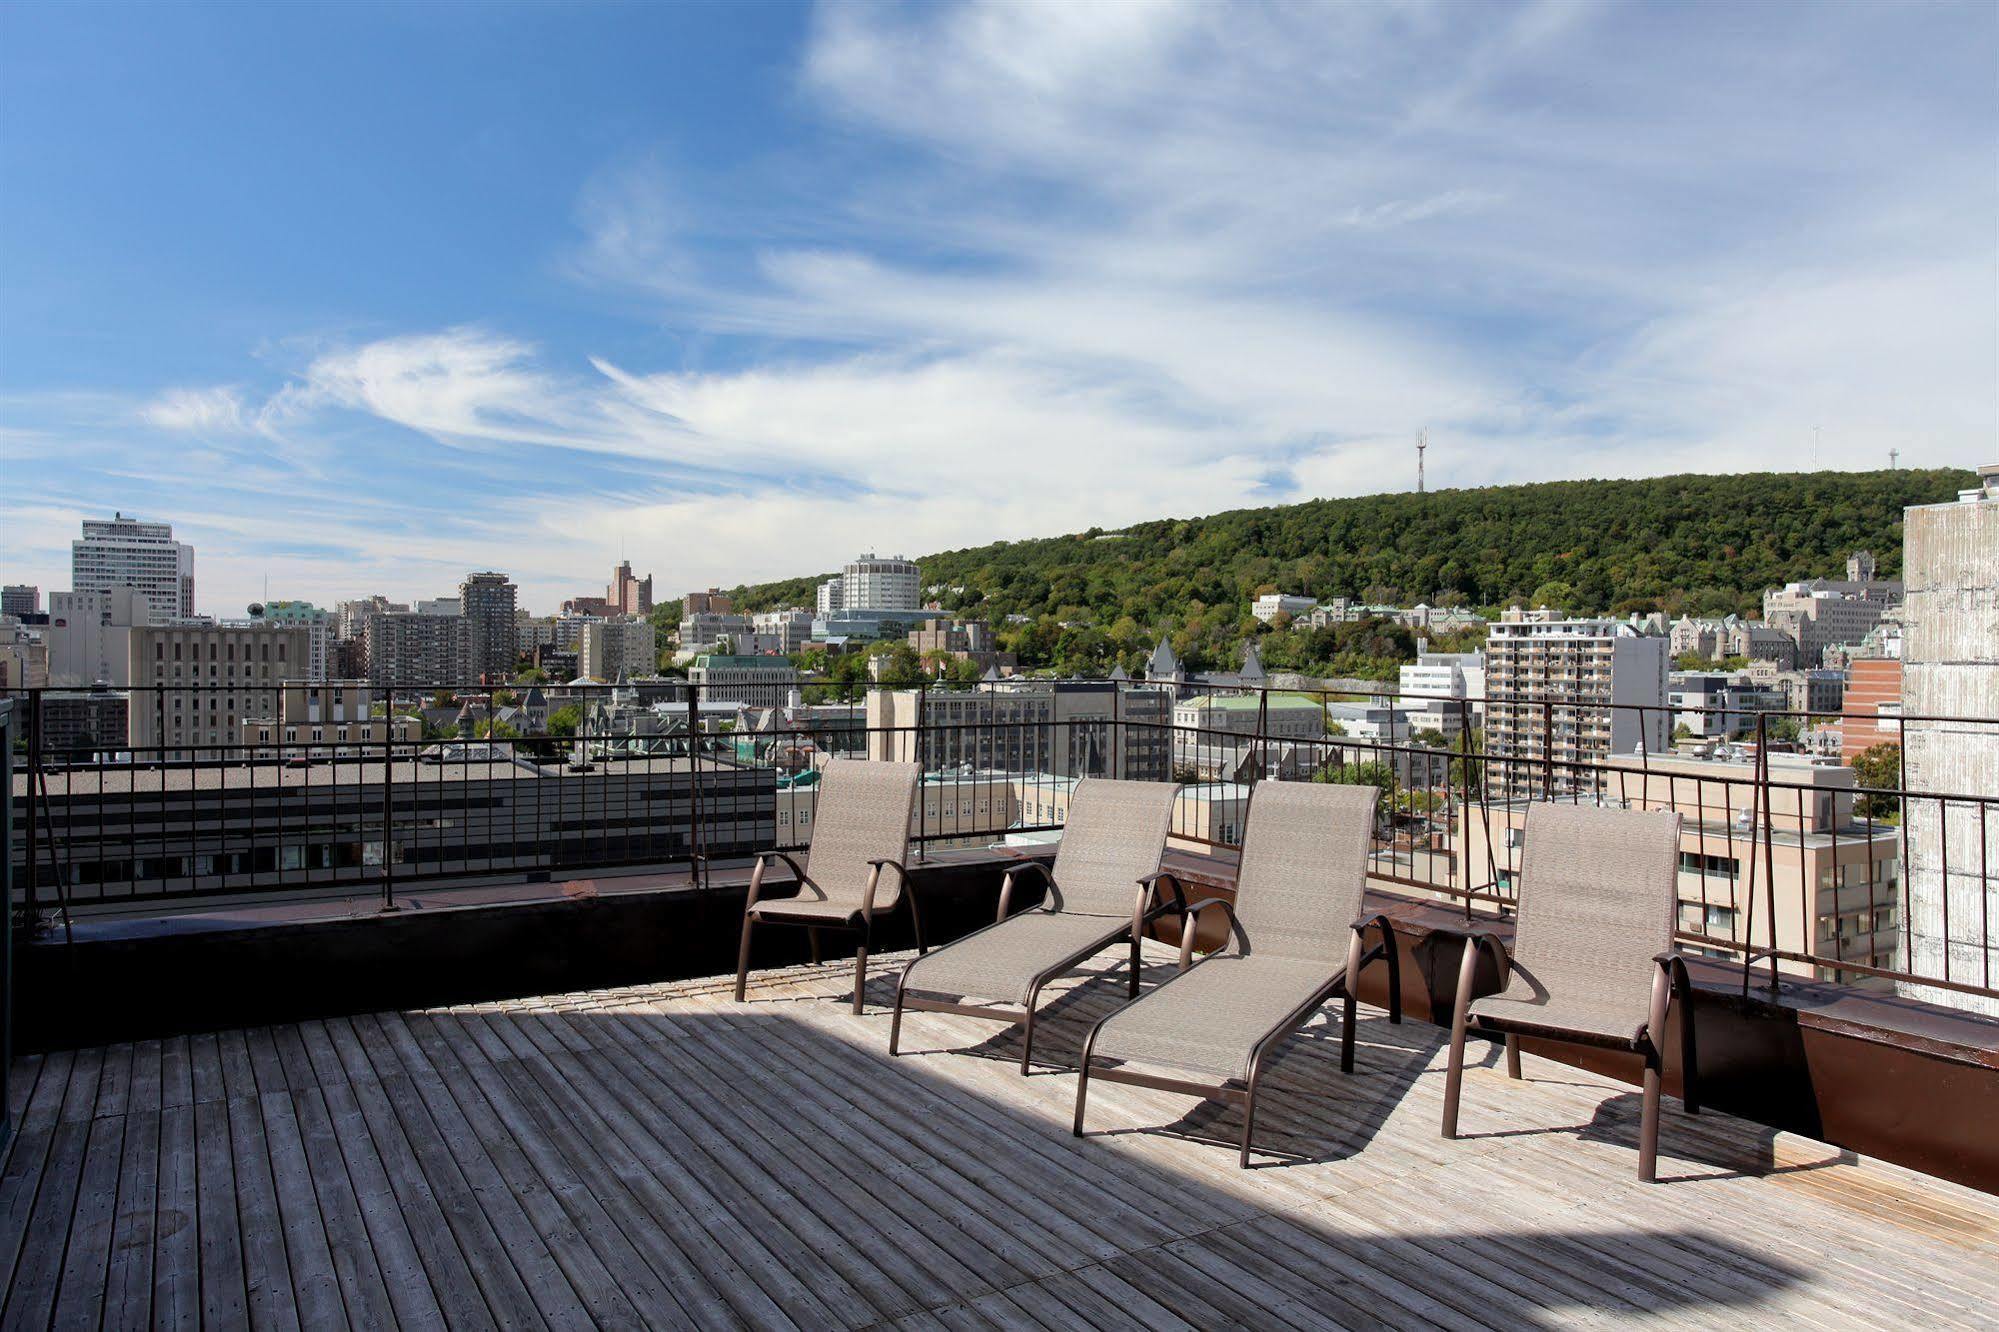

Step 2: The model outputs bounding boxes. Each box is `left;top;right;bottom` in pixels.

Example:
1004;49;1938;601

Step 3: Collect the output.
752;760;921;923
1441;800;1699;1183
1072;781;1396;1167
735;760;922;1014
1467;803;1681;1043
890;778;1180;1073
897;778;1178;1005
1086;782;1379;1081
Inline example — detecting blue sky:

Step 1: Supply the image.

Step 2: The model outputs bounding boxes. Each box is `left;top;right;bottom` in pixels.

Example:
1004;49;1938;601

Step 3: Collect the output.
3;0;1994;614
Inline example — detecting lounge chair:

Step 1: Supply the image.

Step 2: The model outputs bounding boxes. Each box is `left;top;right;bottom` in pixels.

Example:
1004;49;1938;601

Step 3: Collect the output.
889;778;1181;1072
734;759;923;1015
1441;802;1700;1182
1071;782;1398;1167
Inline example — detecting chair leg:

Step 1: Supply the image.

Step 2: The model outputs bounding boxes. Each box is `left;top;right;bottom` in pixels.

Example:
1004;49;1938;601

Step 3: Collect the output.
1339;988;1357;1074
1020;977;1046;1074
1072;1058;1092;1137
1638;1052;1663;1183
733;912;756;1002
888;972;907;1056
1240;1058;1265;1169
1128;933;1141;999
808;926;822;965
1505;1034;1521;1079
1680;1001;1700;1116
851;919;871;1016
1442;1016;1470;1139
908;890;927;955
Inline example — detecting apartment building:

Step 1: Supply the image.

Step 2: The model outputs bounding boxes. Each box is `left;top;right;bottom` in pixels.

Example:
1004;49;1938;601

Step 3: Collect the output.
460;572;519;681
365;611;471;689
578;618;658;681
1461;749;1900;985
241;682;421;758
258;600;333;680
127;623;309;758
71;513;195;618
1900;465;1999;1015
1399;645;1485;731
683;588;734;617
1668;671;1786;739
1484;608;1669;793
2;585;39;617
38;685;129;758
0;620;49;692
867;681;1173;782
687;653;800;708
1841;657;1903;762
46;588;153;686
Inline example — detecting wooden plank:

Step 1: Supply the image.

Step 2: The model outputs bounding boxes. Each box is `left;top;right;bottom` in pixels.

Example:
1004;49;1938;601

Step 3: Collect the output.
5;1120;90;1327
258;1089;349;1331
349;1013;594;1332
317;1017;547;1330
192;1093;248;1329
152;1103;202;1331
50;1111;125;1330
225;1084;301;1331
293;1021;454;1330
101;1107;161;1330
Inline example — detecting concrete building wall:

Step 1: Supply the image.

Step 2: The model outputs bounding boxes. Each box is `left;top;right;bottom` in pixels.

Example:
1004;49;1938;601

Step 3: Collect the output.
1900;488;1999;1015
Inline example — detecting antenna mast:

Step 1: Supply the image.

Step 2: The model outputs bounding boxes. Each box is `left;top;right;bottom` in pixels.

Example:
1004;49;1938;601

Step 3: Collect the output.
1889;448;1900;470
1417;430;1427;494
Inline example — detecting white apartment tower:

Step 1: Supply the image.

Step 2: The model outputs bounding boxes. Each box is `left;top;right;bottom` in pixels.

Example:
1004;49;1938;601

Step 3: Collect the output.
840;554;920;612
1484;608;1669;793
578;619;658;682
72;514;195;618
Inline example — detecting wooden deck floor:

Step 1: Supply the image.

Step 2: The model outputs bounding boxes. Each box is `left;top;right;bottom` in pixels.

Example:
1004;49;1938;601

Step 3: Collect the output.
3;944;1996;1330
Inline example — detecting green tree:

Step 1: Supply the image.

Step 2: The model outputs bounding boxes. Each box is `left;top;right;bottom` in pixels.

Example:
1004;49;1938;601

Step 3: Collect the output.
1312;759;1396;799
1850;742;1902;822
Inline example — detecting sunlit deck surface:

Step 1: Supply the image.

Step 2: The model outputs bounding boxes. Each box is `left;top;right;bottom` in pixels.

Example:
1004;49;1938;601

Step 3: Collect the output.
5;945;1997;1330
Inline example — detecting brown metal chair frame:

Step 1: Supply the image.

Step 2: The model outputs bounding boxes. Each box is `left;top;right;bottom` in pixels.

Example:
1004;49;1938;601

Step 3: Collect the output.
734;851;923;1016
1071;898;1404;1168
888;862;1191;1074
1440;929;1701;1182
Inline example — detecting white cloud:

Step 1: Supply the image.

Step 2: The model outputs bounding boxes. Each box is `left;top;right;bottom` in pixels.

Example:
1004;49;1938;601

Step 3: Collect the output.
139;386;249;433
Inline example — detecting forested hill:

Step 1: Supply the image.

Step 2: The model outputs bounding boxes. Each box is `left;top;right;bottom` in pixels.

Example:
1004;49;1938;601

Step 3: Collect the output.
738;469;1970;635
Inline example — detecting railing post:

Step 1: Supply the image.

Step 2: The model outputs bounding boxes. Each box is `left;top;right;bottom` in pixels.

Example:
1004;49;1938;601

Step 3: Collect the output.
915;683;927;864
20;690;40;927
379;717;397;912
686;683;704;890
1541;697;1555;801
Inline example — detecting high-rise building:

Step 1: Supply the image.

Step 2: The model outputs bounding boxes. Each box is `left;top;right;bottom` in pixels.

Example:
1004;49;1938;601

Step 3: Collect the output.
258;601;333;681
1900;464;1999;1016
609;561;653;616
840;553;920;611
1;585;39;617
127;623;309;758
1483;608;1669;793
365;612;471;689
45;588;153;686
578;619;658;681
684;588;734;617
459;572;518;681
815;577;844;618
71;514;195;618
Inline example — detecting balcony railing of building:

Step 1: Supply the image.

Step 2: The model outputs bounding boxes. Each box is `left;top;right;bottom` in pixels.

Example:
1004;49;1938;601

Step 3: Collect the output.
6;677;1996;1011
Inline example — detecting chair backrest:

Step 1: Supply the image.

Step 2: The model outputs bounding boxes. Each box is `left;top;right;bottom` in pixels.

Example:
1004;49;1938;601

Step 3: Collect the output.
1512;803;1683;1032
1049;779;1180;917
801;760;922;910
1232;781;1379;960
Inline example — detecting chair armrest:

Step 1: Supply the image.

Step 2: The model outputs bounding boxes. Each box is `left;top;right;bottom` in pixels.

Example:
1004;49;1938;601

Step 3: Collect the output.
1450;928;1512;1031
1177;897;1245;970
1137;870;1190;921
998;860;1054;922
862;857;911;919
1649;950;1694;1037
748;850;815;912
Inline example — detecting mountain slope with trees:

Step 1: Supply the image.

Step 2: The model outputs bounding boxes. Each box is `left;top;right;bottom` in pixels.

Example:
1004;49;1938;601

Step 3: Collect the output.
734;468;1969;678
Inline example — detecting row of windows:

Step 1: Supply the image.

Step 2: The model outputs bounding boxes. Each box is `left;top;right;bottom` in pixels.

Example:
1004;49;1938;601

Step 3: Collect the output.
155;639;287;662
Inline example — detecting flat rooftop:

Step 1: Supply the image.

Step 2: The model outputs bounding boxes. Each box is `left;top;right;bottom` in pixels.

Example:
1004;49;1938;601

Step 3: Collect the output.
4;944;1993;1328
17;755;714;797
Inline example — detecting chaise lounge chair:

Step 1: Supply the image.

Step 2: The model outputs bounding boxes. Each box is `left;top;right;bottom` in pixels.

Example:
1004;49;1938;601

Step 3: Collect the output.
734;759;923;1015
1071;781;1398;1167
889;778;1181;1072
1441;801;1700;1182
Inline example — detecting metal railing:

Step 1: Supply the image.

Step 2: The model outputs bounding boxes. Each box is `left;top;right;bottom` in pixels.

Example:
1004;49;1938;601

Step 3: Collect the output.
6;675;1995;1009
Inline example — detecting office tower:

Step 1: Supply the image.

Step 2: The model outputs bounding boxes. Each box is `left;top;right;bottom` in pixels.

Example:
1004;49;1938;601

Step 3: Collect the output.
71;513;196;618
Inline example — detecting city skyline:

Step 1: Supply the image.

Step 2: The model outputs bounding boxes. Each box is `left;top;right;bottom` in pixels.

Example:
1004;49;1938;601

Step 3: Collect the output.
4;2;1994;612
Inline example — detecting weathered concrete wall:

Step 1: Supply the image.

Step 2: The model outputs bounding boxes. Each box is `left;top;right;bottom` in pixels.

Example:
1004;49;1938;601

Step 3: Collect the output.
1901;496;1999;1015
